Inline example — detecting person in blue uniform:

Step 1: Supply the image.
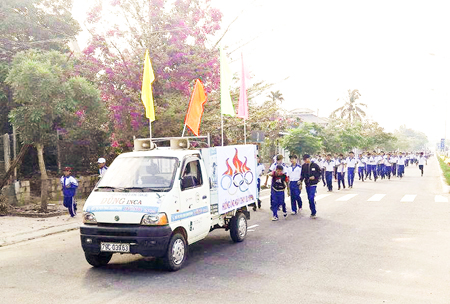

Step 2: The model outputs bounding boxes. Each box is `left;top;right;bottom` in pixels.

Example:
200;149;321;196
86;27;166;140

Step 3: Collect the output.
322;154;336;192
60;167;79;217
255;155;265;209
357;153;366;182
287;155;302;215
346;152;357;188
270;165;289;221
336;154;346;190
397;154;405;179
299;154;321;219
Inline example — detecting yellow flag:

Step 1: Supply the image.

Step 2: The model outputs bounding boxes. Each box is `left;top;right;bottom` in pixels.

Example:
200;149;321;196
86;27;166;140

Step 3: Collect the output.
141;49;155;121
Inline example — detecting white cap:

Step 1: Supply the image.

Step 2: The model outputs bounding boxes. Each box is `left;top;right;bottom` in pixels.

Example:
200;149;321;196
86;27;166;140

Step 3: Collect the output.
98;158;106;164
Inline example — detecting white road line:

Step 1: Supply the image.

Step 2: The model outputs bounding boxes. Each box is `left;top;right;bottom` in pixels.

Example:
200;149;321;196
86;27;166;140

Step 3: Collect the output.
247;230;255;232
368;194;386;202
400;195;416;202
435;195;449;203
247;224;259;230
315;194;331;201
336;194;358;201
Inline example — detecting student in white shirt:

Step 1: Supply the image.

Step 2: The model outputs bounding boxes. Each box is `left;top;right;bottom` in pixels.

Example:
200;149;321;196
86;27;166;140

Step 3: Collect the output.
384;154;393;180
255;155;265;209
287;155;302;215
346;151;357;188
366;152;378;181
322;154;336;192
336;154;346;190
357;153;366;182
418;152;426;176
397;154;406;178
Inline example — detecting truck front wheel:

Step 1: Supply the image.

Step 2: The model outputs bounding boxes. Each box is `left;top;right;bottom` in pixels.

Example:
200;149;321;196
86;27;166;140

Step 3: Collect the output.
164;233;187;271
230;212;247;243
84;252;113;267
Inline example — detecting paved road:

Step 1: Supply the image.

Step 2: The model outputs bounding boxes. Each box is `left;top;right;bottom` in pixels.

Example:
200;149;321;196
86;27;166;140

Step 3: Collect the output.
1;158;450;304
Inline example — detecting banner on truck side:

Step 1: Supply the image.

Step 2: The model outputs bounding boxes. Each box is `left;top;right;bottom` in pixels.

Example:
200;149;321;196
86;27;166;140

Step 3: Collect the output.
216;145;257;214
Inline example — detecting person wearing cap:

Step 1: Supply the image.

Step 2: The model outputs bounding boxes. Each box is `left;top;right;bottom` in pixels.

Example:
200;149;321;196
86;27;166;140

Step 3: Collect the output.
98;157;108;177
299;154;320;219
287;155;302;215
60;167;79;217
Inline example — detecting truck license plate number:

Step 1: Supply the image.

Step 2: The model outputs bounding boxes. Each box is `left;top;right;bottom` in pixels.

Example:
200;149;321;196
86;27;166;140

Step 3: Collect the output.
100;242;130;253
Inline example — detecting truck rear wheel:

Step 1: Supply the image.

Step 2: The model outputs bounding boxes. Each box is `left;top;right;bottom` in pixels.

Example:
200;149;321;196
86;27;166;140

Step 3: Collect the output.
164;233;187;271
85;252;113;267
230;212;247;243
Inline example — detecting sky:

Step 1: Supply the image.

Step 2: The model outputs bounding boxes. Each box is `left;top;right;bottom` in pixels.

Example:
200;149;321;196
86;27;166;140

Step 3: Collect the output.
72;0;450;146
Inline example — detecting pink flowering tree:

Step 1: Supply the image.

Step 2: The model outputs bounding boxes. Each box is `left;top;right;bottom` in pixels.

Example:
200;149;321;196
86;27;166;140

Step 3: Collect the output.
78;0;223;148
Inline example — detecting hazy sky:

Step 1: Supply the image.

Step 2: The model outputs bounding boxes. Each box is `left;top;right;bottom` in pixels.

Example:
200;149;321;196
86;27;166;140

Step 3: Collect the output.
72;0;450;145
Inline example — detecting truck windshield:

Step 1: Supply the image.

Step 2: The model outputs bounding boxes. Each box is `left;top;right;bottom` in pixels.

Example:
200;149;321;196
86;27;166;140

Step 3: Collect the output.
97;156;179;192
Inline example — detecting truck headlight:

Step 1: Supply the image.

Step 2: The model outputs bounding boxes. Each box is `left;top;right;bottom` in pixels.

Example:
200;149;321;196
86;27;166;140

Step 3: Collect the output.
141;213;168;226
83;212;97;224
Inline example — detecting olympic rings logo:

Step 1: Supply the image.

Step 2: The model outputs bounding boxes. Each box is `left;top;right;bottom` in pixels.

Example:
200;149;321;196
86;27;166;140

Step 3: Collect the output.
221;171;254;194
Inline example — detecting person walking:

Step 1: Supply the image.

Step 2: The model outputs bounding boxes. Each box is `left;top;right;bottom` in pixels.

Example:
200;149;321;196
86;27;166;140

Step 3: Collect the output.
270;165;290;221
357;153;366;182
60;167;79;218
299;154;321;219
263;155;287;188
418;152;426;176
253;155;265;210
336;154;346;190
397;154;405;179
287;155;302;215
323;154;336;192
346;151;357;188
384;154;393;180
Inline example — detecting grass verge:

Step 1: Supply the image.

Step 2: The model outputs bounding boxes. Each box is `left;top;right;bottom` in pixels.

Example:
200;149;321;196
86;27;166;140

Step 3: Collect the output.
437;156;450;185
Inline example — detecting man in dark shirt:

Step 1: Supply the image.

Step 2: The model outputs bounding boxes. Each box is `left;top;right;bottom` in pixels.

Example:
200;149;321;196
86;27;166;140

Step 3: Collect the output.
300;154;321;218
270;165;289;221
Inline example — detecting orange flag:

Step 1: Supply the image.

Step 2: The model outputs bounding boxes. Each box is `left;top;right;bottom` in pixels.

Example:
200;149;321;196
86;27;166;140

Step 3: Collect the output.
185;79;207;136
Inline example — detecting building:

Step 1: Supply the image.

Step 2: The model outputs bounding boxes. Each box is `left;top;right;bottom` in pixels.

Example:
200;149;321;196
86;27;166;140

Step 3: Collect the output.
288;108;329;127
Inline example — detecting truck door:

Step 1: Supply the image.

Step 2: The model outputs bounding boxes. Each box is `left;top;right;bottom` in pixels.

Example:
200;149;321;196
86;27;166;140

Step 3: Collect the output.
180;158;210;243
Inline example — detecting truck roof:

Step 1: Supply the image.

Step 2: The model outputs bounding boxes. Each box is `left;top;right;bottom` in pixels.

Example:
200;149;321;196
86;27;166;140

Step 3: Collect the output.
118;148;201;159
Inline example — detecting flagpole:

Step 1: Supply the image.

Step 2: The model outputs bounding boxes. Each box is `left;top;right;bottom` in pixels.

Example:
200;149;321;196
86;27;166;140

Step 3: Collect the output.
149;119;152;140
244;119;246;145
221;114;224;146
182;124;187;137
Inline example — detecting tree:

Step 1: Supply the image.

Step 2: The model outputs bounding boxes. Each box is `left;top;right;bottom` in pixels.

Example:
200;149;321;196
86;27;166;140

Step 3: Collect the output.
281;123;323;156
330;89;367;123
266;90;284;103
394;125;428;151
78;0;224;147
6;50;106;210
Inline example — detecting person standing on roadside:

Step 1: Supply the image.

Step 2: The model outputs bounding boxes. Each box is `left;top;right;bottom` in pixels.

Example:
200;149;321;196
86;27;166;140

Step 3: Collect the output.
299;154;321;219
98;158;108;177
287;155;302;215
255;155;265;209
270;165;290;221
60;167;79;218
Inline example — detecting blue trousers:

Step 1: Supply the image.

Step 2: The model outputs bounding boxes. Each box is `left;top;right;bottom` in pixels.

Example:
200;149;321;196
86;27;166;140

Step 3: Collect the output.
337;172;345;189
398;165;405;177
271;190;286;217
289;181;302;212
358;167;365;181
392;164;397;176
366;165;377;179
257;178;261;197
379;164;385;178
326;171;333;191
347;168;355;187
305;185;317;216
385;166;392;178
63;196;77;217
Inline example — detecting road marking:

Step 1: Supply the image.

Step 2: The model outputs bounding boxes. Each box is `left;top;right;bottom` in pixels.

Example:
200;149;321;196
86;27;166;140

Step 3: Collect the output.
247;224;259;230
315;194;331;201
247;230;255;232
435;195;448;203
336;194;358;201
368;194;386;202
400;195;416;202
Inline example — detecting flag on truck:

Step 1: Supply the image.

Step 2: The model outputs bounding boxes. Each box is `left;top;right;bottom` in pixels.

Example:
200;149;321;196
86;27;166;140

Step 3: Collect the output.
184;79;207;136
237;52;250;120
141;49;156;121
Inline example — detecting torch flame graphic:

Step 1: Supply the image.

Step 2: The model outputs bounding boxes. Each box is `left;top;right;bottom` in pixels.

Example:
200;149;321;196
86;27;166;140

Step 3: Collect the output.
232;148;243;174
223;159;233;176
242;157;251;173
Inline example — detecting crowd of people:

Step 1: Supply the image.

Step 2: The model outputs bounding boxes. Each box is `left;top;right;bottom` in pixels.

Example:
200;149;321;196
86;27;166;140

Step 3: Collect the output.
257;151;431;221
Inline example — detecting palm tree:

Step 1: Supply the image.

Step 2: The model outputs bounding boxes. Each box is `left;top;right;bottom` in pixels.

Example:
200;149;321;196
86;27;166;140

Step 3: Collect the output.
267;90;284;103
330;89;367;123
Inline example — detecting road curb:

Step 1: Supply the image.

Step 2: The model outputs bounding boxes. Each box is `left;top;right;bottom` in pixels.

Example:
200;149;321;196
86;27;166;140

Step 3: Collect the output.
0;223;80;248
436;155;450;193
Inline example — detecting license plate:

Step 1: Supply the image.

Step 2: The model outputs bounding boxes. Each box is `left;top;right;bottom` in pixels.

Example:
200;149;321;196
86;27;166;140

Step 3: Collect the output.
100;242;130;253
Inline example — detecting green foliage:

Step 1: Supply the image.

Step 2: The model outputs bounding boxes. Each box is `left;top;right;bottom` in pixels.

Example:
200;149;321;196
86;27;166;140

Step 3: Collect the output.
330;89;367;122
394;125;428;151
282;123;323;156
438;156;450;186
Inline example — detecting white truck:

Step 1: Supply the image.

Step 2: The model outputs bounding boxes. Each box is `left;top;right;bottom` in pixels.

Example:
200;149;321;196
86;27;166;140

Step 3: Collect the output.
80;137;257;271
